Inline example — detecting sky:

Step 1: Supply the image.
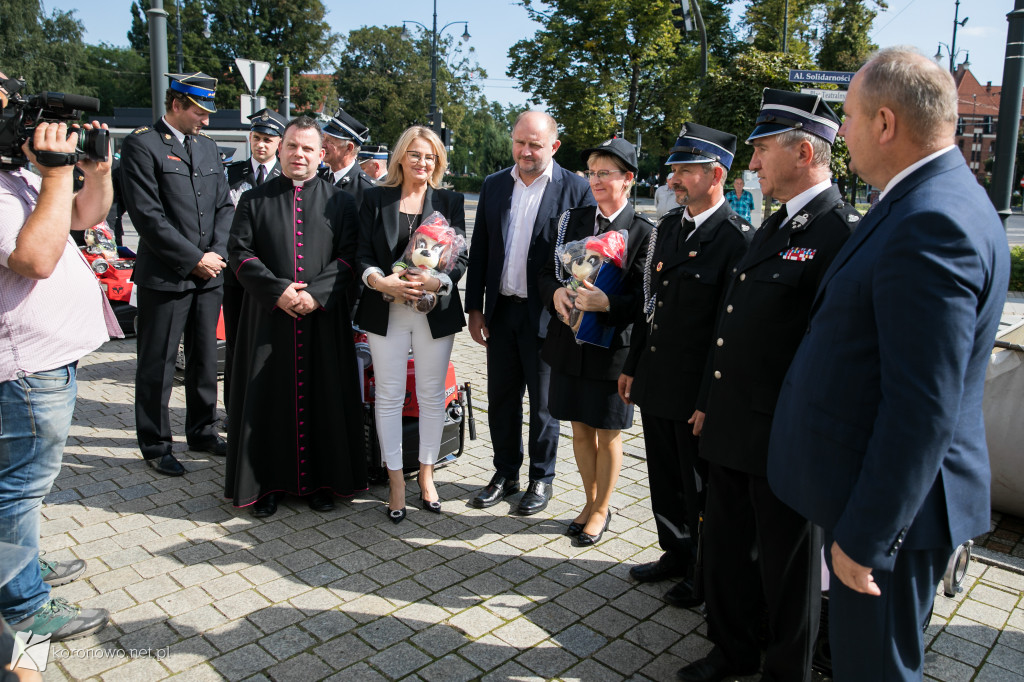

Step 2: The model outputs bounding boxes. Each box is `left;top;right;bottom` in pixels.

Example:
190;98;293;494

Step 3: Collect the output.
44;0;1018;106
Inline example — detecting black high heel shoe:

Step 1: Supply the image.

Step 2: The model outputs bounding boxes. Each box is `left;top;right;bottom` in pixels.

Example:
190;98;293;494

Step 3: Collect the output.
565;520;586;537
573;511;612;547
417;475;441;514
386;506;407;524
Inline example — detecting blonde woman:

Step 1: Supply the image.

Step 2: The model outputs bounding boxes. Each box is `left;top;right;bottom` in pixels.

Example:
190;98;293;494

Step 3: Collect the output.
356;126;467;523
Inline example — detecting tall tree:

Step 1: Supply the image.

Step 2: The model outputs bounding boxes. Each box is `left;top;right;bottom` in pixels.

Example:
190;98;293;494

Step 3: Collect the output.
508;0;729;168
0;0;86;94
448;99;518;177
816;0;886;72
129;0;336;111
79;43;152;115
334;25;482;150
740;0;818;58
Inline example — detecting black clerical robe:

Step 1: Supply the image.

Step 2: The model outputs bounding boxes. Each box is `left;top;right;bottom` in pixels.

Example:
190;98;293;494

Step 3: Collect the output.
225;174;366;507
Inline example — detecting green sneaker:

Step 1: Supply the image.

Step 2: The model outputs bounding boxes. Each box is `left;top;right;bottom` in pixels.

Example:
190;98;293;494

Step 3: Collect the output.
11;597;109;641
39;556;86;587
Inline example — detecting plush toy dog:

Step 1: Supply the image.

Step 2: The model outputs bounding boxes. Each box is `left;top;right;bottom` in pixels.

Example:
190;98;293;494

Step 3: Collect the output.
390;211;466;313
558;229;627;331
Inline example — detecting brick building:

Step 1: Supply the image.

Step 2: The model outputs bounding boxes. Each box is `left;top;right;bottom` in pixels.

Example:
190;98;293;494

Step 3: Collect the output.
953;62;1011;183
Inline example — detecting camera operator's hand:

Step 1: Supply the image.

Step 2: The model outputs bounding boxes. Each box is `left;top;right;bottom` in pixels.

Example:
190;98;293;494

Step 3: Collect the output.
21;122;77;179
69;120;113;232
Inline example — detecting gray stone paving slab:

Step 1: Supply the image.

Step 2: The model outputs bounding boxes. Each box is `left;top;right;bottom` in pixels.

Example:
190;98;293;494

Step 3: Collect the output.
21;252;1024;681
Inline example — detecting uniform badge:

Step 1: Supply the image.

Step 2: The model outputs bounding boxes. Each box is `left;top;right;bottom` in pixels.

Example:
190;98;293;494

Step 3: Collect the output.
791;212;809;228
742;225;750;231
848;213;861;222
656;262;663;272
164;134;171;140
132;126;149;135
780;247;816;261
689;251;697;258
167;155;181;161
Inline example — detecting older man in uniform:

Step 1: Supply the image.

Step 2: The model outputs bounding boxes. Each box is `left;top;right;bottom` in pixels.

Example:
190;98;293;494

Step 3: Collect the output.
619;123;752;608
677;90;859;682
319;107;374;205
358;144;389;183
120;72;234;476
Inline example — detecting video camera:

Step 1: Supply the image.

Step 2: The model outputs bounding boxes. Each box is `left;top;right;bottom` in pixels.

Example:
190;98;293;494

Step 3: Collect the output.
0;76;109;171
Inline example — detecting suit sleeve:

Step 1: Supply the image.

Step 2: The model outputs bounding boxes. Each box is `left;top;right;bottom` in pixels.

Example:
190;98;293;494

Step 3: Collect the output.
832;211;986;570
305;192;357;311
210;152;234;260
228;194;292;310
443;192;468;287
464;179;490;312
357;191;386;276
120;134;205;277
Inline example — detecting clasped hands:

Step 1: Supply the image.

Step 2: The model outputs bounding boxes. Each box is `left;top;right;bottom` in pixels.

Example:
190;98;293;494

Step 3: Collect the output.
553;280;608;323
192;252;226;280
375;267;439;302
276;282;319;318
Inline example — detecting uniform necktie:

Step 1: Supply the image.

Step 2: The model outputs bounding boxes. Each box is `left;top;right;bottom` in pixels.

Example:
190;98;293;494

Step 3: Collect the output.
256;164;266;186
596;215;611;234
679;216;696;251
762;204;788;238
183;135;192;160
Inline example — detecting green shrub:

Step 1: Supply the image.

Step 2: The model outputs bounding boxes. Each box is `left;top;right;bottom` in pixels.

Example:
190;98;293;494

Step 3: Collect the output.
1011;245;1024;292
447;176;484;194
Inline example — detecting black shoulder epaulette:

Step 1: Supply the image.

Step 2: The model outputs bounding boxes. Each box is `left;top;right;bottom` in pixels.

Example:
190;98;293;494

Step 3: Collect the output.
726;213;754;234
833;200;862;227
635;212;656;228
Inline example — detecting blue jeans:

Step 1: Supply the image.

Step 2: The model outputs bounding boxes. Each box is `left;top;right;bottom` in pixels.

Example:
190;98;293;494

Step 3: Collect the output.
0;363;77;623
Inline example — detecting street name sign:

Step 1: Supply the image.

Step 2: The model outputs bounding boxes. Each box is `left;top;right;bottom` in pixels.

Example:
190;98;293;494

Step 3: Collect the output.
799;88;847;102
789;69;855;85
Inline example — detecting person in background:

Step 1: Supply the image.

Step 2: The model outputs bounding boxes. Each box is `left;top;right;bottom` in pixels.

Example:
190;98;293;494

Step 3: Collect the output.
724;175;754;223
653;171;683;220
358;144;389;183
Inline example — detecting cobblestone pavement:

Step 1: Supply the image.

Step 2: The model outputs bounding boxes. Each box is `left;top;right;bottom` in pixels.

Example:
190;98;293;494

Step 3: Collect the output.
31;199;1024;681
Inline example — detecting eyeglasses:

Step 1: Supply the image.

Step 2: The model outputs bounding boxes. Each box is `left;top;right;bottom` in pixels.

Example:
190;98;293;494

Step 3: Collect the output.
406;150;438;165
583;170;627;181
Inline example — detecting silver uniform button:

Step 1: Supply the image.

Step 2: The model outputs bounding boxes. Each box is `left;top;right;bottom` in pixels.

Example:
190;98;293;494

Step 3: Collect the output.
662;280;669;286
650;346;656;352
716;338;723;347
714;370;722;379
739;273;746;281
726;305;734;313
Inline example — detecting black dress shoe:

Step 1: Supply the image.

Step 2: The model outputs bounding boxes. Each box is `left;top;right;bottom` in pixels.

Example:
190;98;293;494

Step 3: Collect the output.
516;480;550;516
419;496;442;513
565;521;585;537
630;555;688;583
386;507;407;524
664;578;703;608
308;490;335;511
471;474;520;508
573;511;611;547
146;454;185;476
677;653;758;682
252;493;282;518
190;436;227;456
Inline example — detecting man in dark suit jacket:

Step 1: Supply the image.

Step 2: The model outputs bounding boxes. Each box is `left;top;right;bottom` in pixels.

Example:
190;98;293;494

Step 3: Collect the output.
619;123;752;608
768;48;1010;682
464;111;593;515
320;107;374;208
120;73;234;477
678;91;859;682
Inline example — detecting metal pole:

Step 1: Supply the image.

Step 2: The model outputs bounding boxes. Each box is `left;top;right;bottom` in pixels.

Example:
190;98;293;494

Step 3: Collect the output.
430;0;439;133
692;0;708;77
174;0;183;73
782;0;789;53
990;2;1024;220
148;0;169;120
950;0;961;74
279;66;290;119
250;61;258;118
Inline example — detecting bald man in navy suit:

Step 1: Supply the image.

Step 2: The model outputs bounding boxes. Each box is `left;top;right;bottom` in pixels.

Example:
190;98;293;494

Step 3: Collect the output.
768;47;1010;681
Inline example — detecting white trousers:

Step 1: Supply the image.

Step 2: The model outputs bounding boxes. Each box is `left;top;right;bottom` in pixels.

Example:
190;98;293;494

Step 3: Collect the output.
367;304;455;471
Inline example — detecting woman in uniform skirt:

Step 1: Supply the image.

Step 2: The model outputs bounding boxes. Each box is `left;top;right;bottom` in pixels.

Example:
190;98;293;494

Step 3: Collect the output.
538;138;652;546
355;126;467;523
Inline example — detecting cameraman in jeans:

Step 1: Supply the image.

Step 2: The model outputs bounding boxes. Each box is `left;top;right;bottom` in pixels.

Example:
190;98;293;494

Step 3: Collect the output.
0;73;117;641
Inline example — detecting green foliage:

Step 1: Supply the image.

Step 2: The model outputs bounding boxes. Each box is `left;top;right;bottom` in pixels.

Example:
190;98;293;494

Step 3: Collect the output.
448;99;518;177
692;48;815;172
1011;245;1024;292
739;0;817;58
0;0;86;94
80;43;151;115
334;25;482;150
816;0;884;72
447;176;484;194
508;0;724;167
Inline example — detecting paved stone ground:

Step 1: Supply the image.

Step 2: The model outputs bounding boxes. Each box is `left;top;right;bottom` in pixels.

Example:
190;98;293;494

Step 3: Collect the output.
29;198;1024;681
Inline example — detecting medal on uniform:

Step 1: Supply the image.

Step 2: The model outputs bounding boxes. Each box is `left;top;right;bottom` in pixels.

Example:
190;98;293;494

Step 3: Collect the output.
656;262;663;271
689;251;697;258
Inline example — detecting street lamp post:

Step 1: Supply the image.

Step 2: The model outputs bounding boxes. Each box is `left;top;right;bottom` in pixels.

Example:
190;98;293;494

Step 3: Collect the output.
402;0;470;136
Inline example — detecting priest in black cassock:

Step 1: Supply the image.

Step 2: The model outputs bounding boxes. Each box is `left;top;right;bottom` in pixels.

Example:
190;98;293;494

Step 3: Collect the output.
226;115;367;518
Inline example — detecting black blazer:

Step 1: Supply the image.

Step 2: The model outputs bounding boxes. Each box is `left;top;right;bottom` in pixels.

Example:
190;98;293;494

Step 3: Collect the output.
355;185;468;338
226;158;282;190
537;204;652;381
464;161;594;337
120;119;234;291
624;202;753;421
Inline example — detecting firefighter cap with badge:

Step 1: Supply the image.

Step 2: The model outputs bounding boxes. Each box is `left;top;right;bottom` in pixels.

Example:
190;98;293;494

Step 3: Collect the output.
665;122;737;170
747;88;842;144
248;108;287;137
166;72;218;113
322;107;369;145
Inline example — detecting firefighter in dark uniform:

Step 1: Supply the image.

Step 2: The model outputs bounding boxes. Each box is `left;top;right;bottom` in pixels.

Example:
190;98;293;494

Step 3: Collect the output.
619;123;752;608
222;108;286;412
318;106;374;206
225;108;286;190
120;72;234;477
678;90;859;682
357;144;389;184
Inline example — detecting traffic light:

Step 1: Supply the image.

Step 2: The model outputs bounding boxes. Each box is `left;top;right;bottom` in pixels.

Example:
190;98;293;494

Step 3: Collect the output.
672;0;694;35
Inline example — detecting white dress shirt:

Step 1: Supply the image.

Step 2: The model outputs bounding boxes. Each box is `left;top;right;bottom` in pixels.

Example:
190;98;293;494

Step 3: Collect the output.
500;163;554;297
779;179;833;228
